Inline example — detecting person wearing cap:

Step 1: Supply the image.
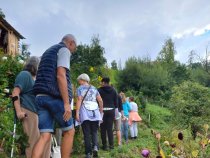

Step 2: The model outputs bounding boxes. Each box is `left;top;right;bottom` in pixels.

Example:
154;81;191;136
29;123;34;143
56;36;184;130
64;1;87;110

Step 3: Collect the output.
32;34;77;158
12;56;51;158
75;73;103;158
98;77;118;150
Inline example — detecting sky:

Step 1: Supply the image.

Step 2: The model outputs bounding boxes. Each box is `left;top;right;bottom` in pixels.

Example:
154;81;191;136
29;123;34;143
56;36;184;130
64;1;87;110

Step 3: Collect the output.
1;0;210;66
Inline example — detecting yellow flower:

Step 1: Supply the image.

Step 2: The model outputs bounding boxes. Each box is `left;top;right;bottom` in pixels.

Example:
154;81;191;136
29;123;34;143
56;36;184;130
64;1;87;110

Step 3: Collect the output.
89;67;94;72
192;150;199;158
163;141;170;146
98;76;102;81
159;148;165;158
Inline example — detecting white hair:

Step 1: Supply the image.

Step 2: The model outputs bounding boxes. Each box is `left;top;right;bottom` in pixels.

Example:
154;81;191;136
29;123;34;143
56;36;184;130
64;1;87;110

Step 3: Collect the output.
77;73;90;82
62;34;77;45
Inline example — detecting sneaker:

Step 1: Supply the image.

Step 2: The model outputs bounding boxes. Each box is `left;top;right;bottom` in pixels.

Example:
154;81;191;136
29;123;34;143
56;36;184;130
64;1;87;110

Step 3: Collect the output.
93;150;98;157
93;146;98;158
109;146;114;150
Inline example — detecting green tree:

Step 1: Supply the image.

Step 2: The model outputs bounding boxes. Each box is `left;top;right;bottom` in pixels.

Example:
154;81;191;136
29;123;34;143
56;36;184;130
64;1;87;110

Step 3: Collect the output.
189;67;210;87
0;8;5;18
117;57;169;101
71;36;107;85
111;60;118;70
170;81;210;139
171;62;190;85
157;38;176;68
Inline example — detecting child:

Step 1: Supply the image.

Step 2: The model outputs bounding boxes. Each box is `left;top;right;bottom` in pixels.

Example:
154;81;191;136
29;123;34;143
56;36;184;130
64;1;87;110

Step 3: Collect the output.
128;97;142;139
120;93;131;144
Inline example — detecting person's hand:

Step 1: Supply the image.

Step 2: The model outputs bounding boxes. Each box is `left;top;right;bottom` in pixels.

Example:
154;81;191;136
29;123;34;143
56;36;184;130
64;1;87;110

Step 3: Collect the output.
99;107;103;113
16;111;27;120
63;103;72;122
75;112;80;122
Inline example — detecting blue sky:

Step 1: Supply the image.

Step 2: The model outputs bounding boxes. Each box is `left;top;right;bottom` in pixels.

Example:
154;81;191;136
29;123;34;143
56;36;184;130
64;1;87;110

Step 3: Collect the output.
1;0;210;66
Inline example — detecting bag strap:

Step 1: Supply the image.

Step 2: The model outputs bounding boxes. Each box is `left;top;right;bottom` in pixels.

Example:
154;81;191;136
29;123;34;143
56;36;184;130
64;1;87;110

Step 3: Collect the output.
52;136;58;147
81;85;91;105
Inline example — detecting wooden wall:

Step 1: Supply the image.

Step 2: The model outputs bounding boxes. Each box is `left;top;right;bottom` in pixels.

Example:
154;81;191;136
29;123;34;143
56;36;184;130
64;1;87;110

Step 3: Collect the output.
8;31;19;55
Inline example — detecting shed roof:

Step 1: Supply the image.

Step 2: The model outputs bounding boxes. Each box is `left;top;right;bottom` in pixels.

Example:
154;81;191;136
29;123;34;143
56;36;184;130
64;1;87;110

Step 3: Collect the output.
0;16;25;39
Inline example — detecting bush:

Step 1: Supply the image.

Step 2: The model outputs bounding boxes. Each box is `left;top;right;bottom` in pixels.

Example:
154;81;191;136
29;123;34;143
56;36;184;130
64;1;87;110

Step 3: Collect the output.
0;51;27;156
170;81;210;138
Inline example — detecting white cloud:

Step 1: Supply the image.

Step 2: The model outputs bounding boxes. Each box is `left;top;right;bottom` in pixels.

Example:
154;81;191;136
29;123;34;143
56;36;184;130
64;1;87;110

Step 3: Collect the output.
173;23;210;39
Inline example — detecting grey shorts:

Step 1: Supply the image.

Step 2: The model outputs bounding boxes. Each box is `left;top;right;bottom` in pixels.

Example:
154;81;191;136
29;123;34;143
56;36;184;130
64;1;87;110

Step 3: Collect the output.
114;118;121;131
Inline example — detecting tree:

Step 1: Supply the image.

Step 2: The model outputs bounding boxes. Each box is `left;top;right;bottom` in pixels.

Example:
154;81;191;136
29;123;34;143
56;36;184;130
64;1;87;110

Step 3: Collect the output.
170;81;210;139
157;38;176;67
117;57;169;101
171;62;190;85
70;35;107;84
111;60;117;70
0;8;5;18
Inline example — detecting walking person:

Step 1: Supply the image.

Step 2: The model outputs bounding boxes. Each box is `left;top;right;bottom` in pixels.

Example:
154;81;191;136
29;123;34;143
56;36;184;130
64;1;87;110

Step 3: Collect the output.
32;34;77;158
75;73;103;158
129;97;142;139
114;94;124;146
120;93;131;144
12;56;51;158
98;77;118;150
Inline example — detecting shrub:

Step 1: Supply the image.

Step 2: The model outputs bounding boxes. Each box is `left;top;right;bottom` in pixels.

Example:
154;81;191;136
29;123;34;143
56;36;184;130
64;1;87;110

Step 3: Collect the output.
0;51;27;156
170;81;210;139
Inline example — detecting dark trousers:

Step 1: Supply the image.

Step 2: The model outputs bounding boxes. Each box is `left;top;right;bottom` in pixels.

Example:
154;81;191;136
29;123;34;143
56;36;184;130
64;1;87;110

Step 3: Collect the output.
81;120;99;154
100;109;115;148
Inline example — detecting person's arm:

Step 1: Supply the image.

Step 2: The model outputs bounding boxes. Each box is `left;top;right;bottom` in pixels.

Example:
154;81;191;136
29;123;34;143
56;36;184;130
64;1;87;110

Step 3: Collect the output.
96;95;103;113
114;90;118;108
127;102;132;112
118;96;124;117
75;96;82;121
12;87;26;119
57;67;71;122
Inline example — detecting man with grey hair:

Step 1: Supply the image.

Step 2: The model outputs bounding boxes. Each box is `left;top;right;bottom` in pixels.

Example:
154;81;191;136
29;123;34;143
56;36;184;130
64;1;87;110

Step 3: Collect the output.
32;34;77;158
12;56;51;158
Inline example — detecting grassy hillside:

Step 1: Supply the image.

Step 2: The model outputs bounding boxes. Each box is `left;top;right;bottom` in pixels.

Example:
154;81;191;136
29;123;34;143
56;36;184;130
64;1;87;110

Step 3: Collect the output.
72;104;173;158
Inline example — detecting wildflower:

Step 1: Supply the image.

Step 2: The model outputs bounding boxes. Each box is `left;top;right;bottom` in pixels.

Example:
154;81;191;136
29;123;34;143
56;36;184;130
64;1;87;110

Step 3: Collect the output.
159;148;165;158
98;76;102;81
3;88;9;93
89;66;94;72
19;59;24;64
170;143;176;148
163;141;170;146
155;133;161;140
178;132;183;140
141;149;150;158
192;150;199;158
2;56;7;60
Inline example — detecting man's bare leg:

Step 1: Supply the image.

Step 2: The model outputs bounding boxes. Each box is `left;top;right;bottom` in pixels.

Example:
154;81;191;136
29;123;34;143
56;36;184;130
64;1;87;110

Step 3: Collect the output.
32;132;51;158
61;128;75;158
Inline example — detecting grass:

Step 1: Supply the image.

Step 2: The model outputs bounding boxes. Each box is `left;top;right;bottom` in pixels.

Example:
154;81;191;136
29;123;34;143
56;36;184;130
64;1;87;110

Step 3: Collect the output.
71;103;173;158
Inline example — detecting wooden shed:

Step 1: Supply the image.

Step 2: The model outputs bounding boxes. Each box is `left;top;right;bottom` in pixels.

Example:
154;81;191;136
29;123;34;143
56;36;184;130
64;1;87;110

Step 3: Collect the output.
0;16;24;55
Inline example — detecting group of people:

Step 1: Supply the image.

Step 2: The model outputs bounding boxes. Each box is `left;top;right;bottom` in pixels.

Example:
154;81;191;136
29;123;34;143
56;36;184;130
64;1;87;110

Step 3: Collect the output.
11;34;142;158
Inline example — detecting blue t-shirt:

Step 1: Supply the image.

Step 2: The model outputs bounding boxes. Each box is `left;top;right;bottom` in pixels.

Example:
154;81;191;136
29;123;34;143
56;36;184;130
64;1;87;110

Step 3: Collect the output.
122;101;131;117
14;71;37;113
